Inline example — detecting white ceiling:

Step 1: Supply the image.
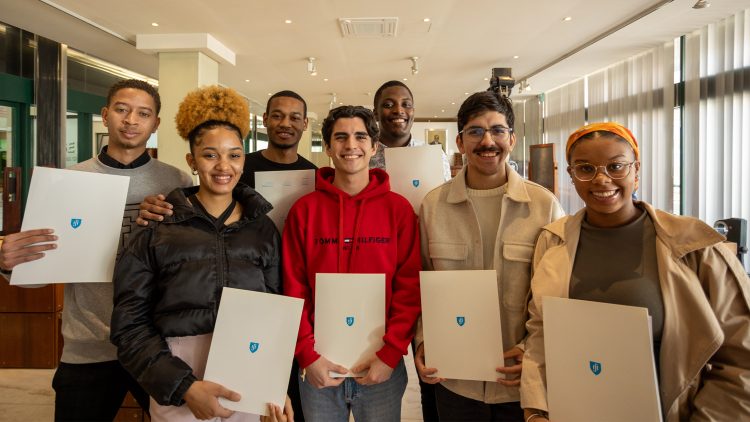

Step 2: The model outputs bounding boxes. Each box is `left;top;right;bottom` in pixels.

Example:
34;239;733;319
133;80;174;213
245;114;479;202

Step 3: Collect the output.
2;0;748;127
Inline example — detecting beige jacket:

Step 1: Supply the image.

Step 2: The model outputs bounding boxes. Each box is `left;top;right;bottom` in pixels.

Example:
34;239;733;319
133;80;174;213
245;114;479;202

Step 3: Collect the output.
521;202;750;420
417;164;564;404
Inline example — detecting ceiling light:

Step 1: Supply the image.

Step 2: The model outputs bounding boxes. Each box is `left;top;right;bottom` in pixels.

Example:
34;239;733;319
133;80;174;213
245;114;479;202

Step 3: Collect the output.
441;109;445;113
307;57;317;76
423;18;431;22
563;16;572;22
323;78;329;82
285;19;292;24
245;79;250;82
484;77;489;81
692;0;710;9
403;78;408;81
451;102;455;105
410;56;419;75
151;22;159;27
464;92;469;95
268;93;272;96
513;55;519;59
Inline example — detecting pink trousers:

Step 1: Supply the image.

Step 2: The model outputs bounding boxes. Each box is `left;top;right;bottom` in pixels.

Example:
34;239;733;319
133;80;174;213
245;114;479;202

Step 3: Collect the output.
149;334;259;422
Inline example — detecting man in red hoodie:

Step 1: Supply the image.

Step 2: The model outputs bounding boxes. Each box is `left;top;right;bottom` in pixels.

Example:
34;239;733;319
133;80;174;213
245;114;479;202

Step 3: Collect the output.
282;105;421;421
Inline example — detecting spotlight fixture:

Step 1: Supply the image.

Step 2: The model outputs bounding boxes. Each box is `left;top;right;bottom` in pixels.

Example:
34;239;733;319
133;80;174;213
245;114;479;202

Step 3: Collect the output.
307;57;317;76
692;0;710;9
410;56;419;75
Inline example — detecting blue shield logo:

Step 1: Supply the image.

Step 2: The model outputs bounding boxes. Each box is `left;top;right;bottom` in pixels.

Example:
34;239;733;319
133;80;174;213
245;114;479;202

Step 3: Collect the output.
589;360;602;376
70;218;82;229
249;342;259;353
346;316;355;326
456;316;465;326
412;179;420;188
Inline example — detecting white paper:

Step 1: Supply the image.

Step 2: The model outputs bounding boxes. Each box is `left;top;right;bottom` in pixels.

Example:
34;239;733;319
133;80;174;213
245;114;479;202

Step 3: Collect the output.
11;166;130;285
254;169;315;231
314;273;385;377
543;296;662;422
385;145;445;212
204;288;303;416
420;270;504;381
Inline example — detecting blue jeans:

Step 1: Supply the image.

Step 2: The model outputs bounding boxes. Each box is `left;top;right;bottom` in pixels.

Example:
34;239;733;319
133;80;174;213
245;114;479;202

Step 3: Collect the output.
299;359;407;422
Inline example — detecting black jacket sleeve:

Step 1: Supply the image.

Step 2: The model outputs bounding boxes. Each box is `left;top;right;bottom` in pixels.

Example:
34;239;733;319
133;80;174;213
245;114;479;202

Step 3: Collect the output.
110;226;196;406
262;217;282;294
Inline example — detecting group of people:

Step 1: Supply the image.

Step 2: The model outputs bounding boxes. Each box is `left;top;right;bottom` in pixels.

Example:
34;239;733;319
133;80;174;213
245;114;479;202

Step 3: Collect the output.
0;76;747;422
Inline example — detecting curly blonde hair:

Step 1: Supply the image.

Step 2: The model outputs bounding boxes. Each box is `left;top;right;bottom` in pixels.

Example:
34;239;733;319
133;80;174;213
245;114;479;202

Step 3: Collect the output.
174;85;250;143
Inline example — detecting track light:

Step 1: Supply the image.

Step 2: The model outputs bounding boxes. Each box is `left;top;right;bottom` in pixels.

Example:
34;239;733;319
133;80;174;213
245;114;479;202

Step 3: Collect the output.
410;57;419;75
693;0;710;8
307;57;317;76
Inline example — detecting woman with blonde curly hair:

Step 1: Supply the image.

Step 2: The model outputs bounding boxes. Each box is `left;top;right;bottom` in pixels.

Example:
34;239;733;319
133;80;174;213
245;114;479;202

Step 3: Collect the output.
111;86;292;422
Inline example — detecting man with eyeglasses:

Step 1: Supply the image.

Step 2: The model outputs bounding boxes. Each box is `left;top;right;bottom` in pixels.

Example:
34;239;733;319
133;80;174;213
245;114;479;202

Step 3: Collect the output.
414;91;564;421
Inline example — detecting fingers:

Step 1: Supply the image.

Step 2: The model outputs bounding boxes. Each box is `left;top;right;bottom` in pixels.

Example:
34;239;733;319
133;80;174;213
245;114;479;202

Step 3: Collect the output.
137;194;173;225
4;229;55;242
496;378;521;386
1;230;58;270
283;396;294;422
332;363;350;375
216;385;241;402
213;405;234;419
496;363;522;375
418;368;445;384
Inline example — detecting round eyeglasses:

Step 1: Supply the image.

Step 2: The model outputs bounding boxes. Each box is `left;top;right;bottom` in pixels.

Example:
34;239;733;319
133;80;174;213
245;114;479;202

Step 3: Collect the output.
459;125;513;143
570;161;636;182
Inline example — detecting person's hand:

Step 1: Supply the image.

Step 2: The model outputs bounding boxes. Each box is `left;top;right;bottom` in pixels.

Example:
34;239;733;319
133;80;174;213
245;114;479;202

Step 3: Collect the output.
496;346;523;386
352;356;394;386
183;380;240;420
523;409;549;422
414;343;445;384
0;229;57;271
135;194;173;226
260;395;294;422
304;356;348;389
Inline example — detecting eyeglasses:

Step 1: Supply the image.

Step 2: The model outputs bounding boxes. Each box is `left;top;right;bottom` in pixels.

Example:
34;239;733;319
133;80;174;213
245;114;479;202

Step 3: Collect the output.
459;125;513;143
570;161;636;182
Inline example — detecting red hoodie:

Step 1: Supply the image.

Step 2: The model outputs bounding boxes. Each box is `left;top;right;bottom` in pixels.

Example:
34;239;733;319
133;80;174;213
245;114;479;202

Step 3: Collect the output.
282;167;421;369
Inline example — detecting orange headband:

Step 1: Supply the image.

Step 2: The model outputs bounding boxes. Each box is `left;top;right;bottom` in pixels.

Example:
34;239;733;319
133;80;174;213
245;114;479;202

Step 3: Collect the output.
565;122;639;163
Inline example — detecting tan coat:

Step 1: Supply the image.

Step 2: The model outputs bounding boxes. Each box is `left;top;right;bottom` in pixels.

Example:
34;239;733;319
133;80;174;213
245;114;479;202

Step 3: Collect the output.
417;164;564;404
520;202;750;420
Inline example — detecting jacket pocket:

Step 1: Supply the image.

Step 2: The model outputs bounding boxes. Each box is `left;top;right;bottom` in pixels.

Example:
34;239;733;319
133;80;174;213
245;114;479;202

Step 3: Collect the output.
501;242;534;311
428;242;468;270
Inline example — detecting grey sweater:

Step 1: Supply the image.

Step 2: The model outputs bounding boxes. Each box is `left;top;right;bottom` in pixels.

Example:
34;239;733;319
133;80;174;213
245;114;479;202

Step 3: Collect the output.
60;156;192;364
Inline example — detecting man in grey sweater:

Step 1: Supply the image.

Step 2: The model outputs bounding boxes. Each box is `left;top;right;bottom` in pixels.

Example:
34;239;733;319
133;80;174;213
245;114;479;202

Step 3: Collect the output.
0;79;192;422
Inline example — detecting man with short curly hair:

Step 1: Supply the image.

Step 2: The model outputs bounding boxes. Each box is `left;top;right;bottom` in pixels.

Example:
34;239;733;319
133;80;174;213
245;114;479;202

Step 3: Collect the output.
282;105;421;421
0;79;192;422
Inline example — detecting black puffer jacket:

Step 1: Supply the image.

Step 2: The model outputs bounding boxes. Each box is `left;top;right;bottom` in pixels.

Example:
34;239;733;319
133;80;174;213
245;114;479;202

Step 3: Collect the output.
110;184;280;406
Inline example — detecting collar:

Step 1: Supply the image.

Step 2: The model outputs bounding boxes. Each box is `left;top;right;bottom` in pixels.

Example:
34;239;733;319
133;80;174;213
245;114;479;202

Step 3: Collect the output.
544;201;724;259
446;162;530;204
98;145;151;169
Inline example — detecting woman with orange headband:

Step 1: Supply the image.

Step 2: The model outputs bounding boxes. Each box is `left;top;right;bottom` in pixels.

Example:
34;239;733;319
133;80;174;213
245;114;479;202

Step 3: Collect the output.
519;122;750;421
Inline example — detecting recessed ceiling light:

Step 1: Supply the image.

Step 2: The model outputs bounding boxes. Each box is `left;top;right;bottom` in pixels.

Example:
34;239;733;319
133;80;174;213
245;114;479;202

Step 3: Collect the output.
151;22;159;27
323;78;329;82
366;92;372;96
563;16;573;22
267;93;272;96
245;79;250;82
441;109;445;113
513;55;519;59
339;102;343;105
451;102;455;105
403;78;408;81
423;18;431;22
433;115;438;118
464;92;469;95
285;19;292;24
484;77;489;81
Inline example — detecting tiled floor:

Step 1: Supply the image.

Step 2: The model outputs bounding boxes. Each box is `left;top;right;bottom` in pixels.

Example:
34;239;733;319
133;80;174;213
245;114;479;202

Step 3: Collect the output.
0;348;424;422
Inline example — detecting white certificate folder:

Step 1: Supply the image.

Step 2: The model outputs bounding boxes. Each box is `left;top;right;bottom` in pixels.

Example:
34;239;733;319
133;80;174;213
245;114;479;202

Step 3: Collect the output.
420;270;504;381
543;296;662;422
314;273;385;377
385;145;444;212
11;166;130;285
204;288;303;416
254;169;315;231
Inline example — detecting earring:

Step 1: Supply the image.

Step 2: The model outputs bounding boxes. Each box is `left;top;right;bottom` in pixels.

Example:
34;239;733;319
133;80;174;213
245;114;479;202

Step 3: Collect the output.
191;169;198;175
